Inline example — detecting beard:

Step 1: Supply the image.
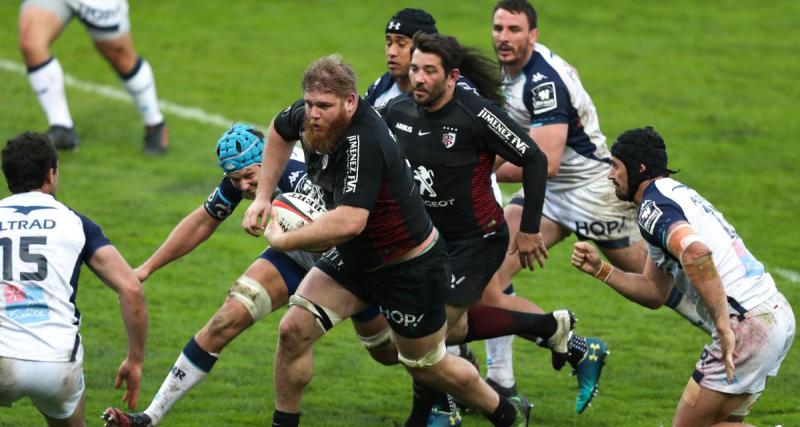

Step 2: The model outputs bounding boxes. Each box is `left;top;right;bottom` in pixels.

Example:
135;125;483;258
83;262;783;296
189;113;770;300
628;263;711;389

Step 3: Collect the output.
413;79;448;108
301;109;350;154
494;41;528;66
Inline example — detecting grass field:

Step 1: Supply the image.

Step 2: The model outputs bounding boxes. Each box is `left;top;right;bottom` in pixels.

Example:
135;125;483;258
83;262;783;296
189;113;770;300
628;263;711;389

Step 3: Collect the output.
1;1;798;426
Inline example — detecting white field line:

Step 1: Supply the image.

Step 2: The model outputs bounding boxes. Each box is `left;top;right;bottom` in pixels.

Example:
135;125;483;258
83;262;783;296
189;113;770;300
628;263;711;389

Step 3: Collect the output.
774;268;800;283
0;57;235;128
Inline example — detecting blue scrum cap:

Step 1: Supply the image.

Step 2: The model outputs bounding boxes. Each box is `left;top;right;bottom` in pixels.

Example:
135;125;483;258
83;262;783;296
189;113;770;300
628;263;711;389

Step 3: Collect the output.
216;123;264;174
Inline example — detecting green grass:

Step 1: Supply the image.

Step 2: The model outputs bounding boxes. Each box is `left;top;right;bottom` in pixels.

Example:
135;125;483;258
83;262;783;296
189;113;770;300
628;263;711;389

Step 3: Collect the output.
1;1;798;425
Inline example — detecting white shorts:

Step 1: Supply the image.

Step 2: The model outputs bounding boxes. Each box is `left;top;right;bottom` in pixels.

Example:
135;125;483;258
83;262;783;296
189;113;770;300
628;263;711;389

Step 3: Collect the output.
510;176;641;248
0;345;85;419
22;0;131;41
693;292;795;395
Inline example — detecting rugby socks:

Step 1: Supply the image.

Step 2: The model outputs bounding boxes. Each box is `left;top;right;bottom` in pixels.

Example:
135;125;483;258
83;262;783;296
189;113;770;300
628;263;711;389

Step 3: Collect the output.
464;306;557;343
486;396;517;426
144;337;218;425
272;410;300;427
665;286;714;333
27;57;73;128
405;379;438;427
486;283;517;389
120;57;164;126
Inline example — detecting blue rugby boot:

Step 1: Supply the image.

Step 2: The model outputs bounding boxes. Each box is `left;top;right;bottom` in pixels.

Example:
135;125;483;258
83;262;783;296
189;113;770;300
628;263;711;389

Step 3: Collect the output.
574;337;609;413
427;403;462;427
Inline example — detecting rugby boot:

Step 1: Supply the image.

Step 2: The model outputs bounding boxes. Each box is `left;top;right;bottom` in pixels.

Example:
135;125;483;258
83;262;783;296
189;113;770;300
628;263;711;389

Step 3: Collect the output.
427;404;462;427
143;121;168;155
508;395;532;427
574;337;609;414
546;310;576;371
486;377;518;398
45;125;79;151
101;407;153;427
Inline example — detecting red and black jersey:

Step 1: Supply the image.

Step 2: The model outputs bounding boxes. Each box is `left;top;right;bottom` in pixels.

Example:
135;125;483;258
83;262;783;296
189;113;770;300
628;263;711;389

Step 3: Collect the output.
383;86;547;240
273;98;432;271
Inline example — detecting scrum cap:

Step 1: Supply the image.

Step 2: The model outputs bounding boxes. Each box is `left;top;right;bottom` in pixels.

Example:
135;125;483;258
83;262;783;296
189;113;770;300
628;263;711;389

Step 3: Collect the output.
216;124;264;174
610;126;678;201
386;8;438;39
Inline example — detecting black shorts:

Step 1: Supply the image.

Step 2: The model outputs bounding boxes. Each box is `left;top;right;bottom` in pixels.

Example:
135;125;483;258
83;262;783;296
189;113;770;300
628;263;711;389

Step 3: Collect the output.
444;224;509;307
317;238;450;339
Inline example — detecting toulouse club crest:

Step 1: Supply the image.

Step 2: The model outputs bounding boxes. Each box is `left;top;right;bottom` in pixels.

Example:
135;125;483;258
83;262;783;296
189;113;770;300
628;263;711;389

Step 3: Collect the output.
442;126;458;149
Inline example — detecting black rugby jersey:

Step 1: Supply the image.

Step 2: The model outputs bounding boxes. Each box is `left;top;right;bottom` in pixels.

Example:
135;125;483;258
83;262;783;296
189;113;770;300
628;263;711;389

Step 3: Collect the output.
273;98;433;271
384;86;547;239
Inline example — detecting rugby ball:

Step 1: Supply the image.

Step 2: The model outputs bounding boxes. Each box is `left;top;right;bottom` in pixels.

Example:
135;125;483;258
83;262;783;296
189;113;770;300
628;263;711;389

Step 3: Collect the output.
271;192;326;233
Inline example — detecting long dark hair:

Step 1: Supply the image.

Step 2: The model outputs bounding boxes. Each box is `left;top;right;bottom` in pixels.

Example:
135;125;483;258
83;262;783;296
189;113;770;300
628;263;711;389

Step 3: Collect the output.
412;32;504;106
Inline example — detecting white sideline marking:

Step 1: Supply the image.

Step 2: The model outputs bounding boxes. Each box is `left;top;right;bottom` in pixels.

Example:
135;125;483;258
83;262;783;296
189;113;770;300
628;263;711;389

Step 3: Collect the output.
774;268;800;283
0;58;236;128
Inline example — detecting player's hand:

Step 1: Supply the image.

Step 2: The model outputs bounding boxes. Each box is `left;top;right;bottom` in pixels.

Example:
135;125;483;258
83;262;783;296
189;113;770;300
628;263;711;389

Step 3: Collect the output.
133;265;150;283
718;326;737;383
114;358;142;409
571;242;603;276
511;231;547;270
263;216;287;252
242;197;271;237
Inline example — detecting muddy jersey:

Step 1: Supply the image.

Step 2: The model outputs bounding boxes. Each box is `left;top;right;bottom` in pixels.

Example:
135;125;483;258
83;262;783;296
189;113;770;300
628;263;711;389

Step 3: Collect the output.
639;178;778;328
273;98;433;271
384;86;547;239
0;192;110;362
503;43;610;190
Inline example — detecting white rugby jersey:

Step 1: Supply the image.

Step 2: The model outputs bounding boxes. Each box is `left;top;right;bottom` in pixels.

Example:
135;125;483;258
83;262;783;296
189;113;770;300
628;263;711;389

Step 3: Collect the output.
0;191;110;362
503;44;609;190
639;178;777;329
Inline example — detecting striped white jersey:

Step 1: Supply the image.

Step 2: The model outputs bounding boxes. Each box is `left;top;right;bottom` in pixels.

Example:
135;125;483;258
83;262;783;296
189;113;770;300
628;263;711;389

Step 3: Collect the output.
503;43;610;190
0;191;110;362
639;178;777;328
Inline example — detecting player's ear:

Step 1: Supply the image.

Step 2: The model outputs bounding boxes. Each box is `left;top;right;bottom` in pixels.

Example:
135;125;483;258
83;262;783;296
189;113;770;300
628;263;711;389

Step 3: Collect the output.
448;68;460;85
346;92;358;112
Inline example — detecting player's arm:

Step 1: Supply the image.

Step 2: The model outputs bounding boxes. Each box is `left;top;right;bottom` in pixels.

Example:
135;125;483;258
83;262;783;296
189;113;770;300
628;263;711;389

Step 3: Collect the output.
265;205;368;253
136;206;221;282
87;245;148;409
665;221;736;381
531;123;568;178
479;102;549;268
243;120;295;235
572;241;673;308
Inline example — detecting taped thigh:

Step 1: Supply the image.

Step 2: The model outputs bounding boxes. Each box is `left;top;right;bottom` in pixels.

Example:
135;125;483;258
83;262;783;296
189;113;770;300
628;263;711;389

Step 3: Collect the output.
398;339;446;369
358;327;393;351
288;294;342;333
227;276;272;321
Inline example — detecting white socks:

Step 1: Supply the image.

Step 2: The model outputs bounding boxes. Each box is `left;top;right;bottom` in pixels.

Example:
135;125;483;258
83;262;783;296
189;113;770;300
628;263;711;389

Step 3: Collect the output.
121;58;164;126
485;334;516;388
27;57;73;128
144;337;218;425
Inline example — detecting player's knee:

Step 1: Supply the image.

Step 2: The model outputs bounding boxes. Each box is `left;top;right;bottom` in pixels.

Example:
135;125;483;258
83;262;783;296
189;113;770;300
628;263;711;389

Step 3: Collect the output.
207;301;252;338
18;35;47;62
399;340;446;371
227;276;272;322
277;306;322;354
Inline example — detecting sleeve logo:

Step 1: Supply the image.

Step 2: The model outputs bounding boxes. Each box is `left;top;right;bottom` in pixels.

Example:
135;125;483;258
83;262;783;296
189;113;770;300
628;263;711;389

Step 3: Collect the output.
344;135;360;193
638;200;663;235
477;108;528;155
531;81;557;115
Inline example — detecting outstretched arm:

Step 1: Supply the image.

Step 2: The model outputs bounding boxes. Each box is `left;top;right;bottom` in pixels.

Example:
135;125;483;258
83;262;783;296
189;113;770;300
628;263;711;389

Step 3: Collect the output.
136;206;221;282
571;241;672;309
88;245;148;409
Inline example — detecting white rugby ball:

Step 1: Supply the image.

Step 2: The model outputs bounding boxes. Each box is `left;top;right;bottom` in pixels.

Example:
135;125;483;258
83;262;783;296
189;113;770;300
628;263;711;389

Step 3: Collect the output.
271;192;326;233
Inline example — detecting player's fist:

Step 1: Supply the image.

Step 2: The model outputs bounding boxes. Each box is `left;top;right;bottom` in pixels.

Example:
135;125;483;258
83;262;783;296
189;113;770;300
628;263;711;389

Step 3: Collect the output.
571;242;602;276
242;197;271;236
